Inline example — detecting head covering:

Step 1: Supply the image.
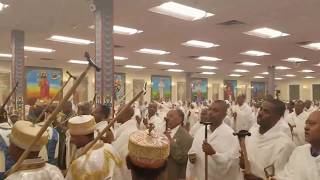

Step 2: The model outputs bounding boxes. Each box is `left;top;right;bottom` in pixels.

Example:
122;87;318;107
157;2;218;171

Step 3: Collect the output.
68;115;96;135
128;129;170;169
10;120;48;151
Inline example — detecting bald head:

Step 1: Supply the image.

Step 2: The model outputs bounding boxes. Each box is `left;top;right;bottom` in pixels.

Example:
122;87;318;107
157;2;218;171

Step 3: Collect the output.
305;111;320;146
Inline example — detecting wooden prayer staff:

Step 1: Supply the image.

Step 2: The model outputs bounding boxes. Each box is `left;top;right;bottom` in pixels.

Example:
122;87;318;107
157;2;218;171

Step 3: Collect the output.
34;70;76;124
201;121;213;180
264;164;275;180
5;52;100;177
233;130;251;175
0;82;18;122
69;82;147;166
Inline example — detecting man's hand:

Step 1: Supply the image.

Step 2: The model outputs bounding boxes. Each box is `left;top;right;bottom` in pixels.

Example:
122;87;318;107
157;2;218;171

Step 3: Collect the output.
239;151;245;169
188;153;197;164
243;173;263;180
202;141;216;155
142;118;148;126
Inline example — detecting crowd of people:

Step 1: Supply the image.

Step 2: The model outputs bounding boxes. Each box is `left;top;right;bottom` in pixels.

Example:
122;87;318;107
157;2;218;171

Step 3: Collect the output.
0;95;319;180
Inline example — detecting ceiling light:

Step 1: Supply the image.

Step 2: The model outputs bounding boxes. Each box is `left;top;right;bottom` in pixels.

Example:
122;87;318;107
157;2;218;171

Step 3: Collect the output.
299;69;314;73
0;53;12;58
261;72;269;75
305;76;315;79
149;2;213;21
48;35;94;45
241;50;271;56
167;69;184;72
229;74;242;77
196;56;221;61
125;65;146;69
285;74;296;77
201;72;216;75
113;25;143;35
0;3;9;11
301;42;320;51
114;56;128;61
68;60;89;64
199;66;217;70
275;77;283;80
156;61;178;66
315;63;320;67
253;76;264;79
276;66;291;70
238;62;261;66
234;69;249;73
24;46;55;53
136;48;170;55
244;27;289;38
283;57;308;63
182;40;219;48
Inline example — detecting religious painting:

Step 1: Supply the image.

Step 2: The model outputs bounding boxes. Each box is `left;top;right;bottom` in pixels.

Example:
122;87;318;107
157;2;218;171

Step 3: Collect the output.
224;80;237;101
151;75;171;101
114;73;125;101
177;82;186;101
133;79;145;103
0;73;10;105
73;77;88;105
191;78;208;102
25;67;62;105
251;82;266;100
212;83;220;101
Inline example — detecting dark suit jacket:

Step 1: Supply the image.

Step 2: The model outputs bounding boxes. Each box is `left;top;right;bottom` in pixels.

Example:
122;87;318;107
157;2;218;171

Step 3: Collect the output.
163;126;193;180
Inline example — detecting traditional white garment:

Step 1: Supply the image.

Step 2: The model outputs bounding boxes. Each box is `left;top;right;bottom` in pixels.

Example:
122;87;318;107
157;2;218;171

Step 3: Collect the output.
186;122;241;180
187;108;200;129
5;161;64;180
112;119;138;180
39;126;59;162
189;121;203;137
276;144;320;180
66;141;123;180
244;121;295;178
95;120;115;138
148;114;166;134
285;111;309;146
234;103;255;131
278;118;292;138
305;106;317;115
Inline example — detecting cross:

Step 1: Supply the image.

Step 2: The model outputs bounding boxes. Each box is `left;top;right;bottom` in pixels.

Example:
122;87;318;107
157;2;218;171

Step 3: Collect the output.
147;123;155;135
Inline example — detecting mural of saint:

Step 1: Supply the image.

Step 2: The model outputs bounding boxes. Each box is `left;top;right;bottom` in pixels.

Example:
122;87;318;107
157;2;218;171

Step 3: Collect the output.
158;78;165;100
39;72;50;99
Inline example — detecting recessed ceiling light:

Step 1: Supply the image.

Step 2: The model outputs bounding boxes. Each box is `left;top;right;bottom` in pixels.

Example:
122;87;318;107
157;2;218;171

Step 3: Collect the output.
315;63;320;67
136;48;170;55
196;56;221;61
301;42;320;51
48;35;94;45
0;53;12;58
68;60;89;64
0;3;9;11
305;76;315;79
283;57;308;63
299;69;314;73
113;25;143;35
199;66;217;70
238;62;261;66
285;74;296;77
114;56;128;61
229;74;242;77
275;66;291;70
275;77;283;80
241;50;271;56
244;27;289;38
182;40;219;48
125;65;146;69
261;72;269;75
24;46;56;53
156;61;178;66
167;69;184;72
149;2;213;21
234;69;249;73
201;72;216;75
253;76;264;79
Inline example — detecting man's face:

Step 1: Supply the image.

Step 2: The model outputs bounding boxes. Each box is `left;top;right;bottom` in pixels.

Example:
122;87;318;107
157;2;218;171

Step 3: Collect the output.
92;105;103;122
305;101;312;109
148;103;157;116
257;102;275;128
207;103;226;126
295;102;305;115
165;110;181;129
305;112;320;144
200;110;208;123
237;96;245;106
70;134;92;148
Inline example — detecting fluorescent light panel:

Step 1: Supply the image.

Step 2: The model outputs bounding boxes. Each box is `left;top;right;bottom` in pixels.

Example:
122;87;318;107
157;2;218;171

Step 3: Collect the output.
149;2;213;21
24;46;55;53
0;53;12;58
241;50;271;56
285;74;296;77
245;27;289;38
156;61;178;66
182;40;219;48
275;77;283;80
305;76;315;79
168;69;184;72
0;3;9;11
68;60;88;64
201;72;216;75
276;66;291;70
114;56;128;60
261;72;269;75
197;56;221;61
253;76;264;79
48;35;93;45
199;66;217;70
234;69;249;73
283;57;308;63
125;65;145;69
301;42;320;51
238;62;261;66
136;48;170;55
315;63;320;67
300;69;314;73
113;25;143;35
229;74;242;77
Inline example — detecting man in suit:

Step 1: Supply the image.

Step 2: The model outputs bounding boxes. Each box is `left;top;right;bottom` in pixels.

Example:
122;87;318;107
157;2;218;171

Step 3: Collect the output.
163;109;193;180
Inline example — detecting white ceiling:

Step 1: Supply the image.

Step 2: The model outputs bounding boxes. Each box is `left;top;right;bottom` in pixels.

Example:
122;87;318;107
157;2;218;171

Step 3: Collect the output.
1;0;320;80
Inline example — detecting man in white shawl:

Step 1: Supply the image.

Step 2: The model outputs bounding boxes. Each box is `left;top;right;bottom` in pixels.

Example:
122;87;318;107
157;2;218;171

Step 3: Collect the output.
233;95;255;131
186;100;241;180
304;100;317;115
285;100;308;146
241;98;295;180
275;111;320;180
140;102;165;134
